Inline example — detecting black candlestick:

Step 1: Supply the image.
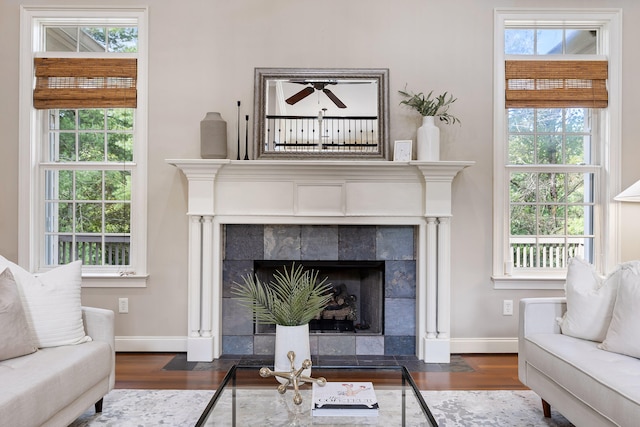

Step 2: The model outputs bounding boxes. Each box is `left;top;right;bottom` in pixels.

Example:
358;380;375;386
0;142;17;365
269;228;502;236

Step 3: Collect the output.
236;101;241;160
244;115;249;160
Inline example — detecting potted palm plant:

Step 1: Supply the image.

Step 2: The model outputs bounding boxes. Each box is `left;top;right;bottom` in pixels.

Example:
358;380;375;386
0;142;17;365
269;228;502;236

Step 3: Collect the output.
232;263;333;382
399;87;461;161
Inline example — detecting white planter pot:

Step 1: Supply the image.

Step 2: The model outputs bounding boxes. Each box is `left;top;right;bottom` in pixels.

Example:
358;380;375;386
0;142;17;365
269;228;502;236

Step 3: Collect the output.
274;323;311;384
416;116;440;161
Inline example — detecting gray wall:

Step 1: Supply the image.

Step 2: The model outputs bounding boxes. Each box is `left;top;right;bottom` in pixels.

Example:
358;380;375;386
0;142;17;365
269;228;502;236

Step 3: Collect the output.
1;0;640;348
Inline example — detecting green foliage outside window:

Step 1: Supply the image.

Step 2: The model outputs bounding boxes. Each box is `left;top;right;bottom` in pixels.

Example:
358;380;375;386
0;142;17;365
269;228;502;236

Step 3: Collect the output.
82;27;138;53
508;107;594;264
46;108;133;266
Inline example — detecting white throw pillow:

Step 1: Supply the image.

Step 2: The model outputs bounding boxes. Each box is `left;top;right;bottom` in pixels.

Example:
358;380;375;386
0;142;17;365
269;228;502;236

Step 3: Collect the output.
0;268;38;361
0;256;91;348
599;265;640;358
559;257;621;342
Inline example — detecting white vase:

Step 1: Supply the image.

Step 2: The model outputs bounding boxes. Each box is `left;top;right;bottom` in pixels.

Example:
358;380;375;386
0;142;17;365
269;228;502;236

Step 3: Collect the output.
416;116;440;161
274;323;311;384
200;112;227;159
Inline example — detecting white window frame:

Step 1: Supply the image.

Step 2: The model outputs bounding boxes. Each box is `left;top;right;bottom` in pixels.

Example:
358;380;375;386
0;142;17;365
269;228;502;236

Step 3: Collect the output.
492;8;622;289
19;6;149;287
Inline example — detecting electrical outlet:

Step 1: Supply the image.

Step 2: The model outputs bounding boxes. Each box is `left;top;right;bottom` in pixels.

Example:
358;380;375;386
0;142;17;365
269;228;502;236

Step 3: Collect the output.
503;299;513;316
118;297;129;314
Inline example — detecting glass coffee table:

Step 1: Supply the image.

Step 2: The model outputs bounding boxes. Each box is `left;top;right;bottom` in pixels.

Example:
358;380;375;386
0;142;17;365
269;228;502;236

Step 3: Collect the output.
195;365;438;426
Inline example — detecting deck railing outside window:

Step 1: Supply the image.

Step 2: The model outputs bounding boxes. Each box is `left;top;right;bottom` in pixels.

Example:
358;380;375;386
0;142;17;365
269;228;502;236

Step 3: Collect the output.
510;237;585;269
57;235;129;266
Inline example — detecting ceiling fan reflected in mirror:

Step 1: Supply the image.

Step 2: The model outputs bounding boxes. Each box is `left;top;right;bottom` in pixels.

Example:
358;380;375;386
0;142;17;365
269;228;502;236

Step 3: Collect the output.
285;81;347;109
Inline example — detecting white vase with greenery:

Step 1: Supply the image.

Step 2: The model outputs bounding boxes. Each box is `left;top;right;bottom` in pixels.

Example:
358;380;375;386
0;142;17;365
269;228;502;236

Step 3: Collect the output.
417;116;440;161
399;87;461;161
232;263;333;383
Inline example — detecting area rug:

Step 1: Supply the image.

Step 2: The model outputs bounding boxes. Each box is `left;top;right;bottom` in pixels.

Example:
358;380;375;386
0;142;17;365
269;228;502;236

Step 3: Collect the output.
69;389;573;426
422;390;572;427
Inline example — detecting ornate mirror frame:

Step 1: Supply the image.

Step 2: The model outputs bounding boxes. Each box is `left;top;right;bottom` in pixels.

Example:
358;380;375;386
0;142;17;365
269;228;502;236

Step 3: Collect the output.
253;68;390;160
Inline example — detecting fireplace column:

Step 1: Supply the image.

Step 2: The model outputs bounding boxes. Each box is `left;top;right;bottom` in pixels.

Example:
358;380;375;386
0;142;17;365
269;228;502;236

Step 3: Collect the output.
179;162;226;362
420;215;454;363
437;217;451;341
425;217;438;340
417;164;463;364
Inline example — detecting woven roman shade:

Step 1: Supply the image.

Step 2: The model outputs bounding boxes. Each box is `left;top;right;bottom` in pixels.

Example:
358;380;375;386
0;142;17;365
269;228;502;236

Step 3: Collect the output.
33;57;137;109
505;60;608;108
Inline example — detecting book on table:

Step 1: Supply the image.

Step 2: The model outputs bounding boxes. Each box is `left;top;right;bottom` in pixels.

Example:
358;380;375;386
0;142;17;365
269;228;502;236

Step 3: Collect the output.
311;381;379;416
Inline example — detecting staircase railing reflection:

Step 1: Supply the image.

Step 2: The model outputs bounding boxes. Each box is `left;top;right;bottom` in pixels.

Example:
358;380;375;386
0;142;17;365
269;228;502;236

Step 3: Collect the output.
265;115;379;152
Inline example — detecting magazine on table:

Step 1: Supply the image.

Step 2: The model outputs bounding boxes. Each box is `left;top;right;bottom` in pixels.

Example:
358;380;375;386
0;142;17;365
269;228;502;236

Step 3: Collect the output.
311;381;379;416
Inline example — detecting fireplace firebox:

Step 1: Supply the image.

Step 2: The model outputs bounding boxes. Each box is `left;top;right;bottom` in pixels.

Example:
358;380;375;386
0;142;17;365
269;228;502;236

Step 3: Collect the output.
252;260;385;335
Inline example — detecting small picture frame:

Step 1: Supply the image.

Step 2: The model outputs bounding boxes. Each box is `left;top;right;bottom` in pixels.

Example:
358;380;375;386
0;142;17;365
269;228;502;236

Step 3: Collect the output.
393;140;413;161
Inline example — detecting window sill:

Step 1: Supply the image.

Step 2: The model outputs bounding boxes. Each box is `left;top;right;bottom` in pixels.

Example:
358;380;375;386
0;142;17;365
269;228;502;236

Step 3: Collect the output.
491;275;566;290
81;274;148;288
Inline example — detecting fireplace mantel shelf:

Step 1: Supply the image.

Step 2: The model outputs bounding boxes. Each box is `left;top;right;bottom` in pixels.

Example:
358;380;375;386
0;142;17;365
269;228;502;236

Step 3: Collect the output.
167;159;474;178
166;158;473;167
167;159;473;219
168;158;473;363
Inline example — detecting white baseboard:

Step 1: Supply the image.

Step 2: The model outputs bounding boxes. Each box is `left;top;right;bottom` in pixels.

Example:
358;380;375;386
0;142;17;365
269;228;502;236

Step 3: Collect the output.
450;337;518;354
115;336;187;352
114;336;518;355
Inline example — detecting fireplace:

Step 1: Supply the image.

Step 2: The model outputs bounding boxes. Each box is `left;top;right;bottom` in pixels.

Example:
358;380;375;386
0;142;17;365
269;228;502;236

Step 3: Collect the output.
169;159;471;362
223;225;416;356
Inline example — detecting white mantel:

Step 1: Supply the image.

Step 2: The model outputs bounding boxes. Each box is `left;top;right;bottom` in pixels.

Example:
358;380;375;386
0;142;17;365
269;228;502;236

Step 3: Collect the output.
168;159;472;363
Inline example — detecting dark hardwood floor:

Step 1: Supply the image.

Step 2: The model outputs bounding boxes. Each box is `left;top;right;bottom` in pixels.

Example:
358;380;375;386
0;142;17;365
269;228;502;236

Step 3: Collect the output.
114;353;527;391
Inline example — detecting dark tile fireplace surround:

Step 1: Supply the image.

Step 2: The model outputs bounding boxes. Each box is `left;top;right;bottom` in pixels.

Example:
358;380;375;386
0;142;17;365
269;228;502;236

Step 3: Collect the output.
222;224;417;357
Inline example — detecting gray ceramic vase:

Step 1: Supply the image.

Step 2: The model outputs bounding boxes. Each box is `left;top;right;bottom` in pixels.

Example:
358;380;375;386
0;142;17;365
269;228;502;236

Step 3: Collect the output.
200;112;227;159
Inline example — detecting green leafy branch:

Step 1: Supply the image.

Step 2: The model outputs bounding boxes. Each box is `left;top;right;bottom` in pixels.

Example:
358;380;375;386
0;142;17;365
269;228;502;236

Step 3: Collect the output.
399;87;461;125
231;263;334;326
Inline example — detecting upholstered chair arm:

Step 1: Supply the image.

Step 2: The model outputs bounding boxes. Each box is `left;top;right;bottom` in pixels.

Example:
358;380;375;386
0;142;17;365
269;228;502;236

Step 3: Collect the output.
518;297;566;386
82;306;116;390
519;297;567;339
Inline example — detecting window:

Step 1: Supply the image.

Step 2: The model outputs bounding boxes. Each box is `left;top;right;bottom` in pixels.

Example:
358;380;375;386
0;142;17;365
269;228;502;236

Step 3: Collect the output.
19;7;148;287
493;9;622;289
507;108;597;267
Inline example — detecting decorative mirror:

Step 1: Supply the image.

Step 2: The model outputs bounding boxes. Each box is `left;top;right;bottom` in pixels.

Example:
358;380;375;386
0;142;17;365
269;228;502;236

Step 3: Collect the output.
253;68;389;160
